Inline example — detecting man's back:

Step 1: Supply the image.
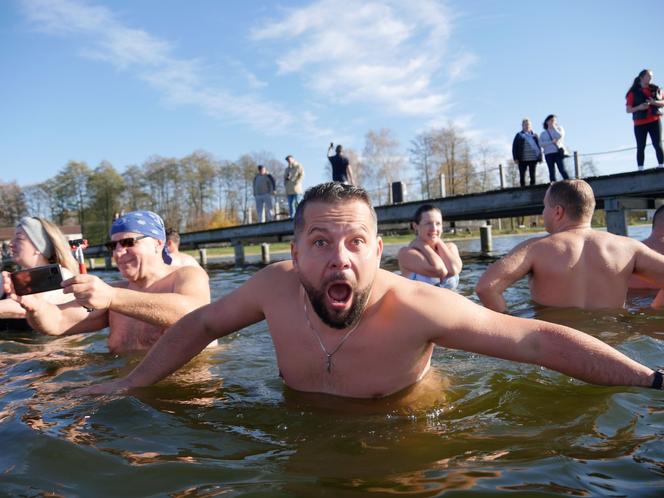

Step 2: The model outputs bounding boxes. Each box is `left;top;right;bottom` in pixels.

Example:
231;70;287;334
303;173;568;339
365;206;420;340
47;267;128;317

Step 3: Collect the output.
528;229;638;308
328;154;349;183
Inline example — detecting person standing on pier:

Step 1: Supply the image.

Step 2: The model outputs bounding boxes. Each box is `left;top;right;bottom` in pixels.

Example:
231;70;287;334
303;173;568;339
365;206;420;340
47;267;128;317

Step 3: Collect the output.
512;118;543;187
253;165;276;223
625;69;664;170
284;155;304;218
327;143;355;185
539;114;570;182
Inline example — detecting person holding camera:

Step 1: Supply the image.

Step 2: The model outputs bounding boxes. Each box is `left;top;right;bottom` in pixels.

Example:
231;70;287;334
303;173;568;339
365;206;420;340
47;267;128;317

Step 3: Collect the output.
0;217;78;329
3;210;210;353
625;69;664;170
327;143;355;185
539;114;570;182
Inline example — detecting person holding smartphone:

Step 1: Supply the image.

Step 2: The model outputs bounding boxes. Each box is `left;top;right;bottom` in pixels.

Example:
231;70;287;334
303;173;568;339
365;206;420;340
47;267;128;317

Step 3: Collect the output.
1;217;79;330
3;210;211;353
625;69;664;170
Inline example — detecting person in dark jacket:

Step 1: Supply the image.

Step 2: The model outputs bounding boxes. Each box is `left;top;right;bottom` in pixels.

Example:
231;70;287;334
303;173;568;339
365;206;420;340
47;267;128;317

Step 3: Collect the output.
625;69;664;170
512;118;543;186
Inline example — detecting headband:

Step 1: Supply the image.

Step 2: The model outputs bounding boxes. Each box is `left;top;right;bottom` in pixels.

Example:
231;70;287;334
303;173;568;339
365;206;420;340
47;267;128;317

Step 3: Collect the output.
16;217;54;260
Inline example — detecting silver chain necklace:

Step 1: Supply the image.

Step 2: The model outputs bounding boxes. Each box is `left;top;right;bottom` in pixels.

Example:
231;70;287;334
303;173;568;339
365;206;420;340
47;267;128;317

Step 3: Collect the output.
302;287;368;374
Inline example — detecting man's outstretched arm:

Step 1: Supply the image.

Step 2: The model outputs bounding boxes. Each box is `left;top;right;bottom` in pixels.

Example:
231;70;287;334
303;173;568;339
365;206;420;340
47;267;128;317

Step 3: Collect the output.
428;290;657;388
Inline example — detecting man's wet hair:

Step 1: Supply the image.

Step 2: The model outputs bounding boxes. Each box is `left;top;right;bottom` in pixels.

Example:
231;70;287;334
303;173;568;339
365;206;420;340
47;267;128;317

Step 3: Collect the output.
166;228;180;245
547;179;596;221
653;205;664;230
293;182;377;239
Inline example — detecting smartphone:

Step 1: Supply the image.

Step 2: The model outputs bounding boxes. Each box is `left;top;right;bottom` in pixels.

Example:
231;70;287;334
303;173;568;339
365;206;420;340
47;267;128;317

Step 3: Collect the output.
10;264;63;296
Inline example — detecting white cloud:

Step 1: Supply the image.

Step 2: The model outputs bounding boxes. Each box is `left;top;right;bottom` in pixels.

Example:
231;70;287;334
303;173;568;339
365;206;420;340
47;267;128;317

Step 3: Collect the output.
251;0;470;117
20;0;330;138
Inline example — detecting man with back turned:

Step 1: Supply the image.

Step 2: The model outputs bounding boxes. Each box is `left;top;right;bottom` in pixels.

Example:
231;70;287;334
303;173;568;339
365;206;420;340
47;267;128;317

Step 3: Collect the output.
476;179;664;311
327;143;355;185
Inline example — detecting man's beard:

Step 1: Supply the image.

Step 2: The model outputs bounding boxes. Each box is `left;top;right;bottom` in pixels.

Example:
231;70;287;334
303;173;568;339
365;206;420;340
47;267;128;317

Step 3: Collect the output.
301;275;371;330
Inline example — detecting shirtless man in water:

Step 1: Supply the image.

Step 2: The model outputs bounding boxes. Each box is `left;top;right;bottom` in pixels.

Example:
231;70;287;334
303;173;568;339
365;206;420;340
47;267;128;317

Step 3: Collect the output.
166;228;201;267
78;183;662;397
3;211;210;353
476;179;664;312
630;204;664;290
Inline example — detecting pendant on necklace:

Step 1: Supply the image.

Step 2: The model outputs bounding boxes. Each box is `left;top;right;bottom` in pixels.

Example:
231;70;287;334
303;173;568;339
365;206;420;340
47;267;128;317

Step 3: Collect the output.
326;354;333;373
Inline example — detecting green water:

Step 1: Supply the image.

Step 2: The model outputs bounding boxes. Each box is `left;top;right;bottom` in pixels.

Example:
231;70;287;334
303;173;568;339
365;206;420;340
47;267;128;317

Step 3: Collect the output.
0;230;662;497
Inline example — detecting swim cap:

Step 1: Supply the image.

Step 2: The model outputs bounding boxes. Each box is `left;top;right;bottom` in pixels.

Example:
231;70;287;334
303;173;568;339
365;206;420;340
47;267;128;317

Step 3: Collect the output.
110;210;172;264
16;217;54;260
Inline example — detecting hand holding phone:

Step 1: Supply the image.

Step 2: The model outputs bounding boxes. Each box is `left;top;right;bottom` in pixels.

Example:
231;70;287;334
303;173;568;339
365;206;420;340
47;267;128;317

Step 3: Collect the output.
10;264;63;296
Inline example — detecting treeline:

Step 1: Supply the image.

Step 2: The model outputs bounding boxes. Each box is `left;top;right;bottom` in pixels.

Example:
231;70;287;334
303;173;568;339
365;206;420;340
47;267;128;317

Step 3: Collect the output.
1;150;287;244
1;124;598;244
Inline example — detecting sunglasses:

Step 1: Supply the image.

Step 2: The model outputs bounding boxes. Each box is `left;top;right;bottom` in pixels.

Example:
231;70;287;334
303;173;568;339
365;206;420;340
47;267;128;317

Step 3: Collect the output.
105;235;150;252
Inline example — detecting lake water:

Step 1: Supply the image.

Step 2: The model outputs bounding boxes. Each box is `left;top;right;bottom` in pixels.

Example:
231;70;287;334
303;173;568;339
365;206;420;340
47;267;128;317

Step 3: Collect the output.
1;227;663;497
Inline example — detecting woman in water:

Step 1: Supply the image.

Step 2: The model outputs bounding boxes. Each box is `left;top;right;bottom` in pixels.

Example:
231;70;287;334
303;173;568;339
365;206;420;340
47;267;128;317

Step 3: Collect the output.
0;217;79;330
397;204;462;289
625;69;664;170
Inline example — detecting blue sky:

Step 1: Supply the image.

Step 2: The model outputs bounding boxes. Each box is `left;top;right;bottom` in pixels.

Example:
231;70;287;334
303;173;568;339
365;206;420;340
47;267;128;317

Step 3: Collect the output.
2;0;663;188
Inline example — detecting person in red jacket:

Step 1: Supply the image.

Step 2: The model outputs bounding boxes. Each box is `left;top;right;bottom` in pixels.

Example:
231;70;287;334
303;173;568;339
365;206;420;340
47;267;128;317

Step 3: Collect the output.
625;69;664;170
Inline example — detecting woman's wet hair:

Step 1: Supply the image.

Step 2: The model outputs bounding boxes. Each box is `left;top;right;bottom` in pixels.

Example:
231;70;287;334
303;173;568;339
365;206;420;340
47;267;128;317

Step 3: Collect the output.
543;114;556;130
293;182;377;238
412;204;441;226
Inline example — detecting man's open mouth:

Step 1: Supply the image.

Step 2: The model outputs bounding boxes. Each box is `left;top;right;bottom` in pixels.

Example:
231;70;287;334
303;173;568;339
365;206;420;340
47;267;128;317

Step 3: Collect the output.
327;282;353;308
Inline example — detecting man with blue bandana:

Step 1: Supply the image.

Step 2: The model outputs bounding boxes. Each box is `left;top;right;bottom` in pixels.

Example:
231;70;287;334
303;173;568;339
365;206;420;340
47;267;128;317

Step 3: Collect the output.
4;210;211;354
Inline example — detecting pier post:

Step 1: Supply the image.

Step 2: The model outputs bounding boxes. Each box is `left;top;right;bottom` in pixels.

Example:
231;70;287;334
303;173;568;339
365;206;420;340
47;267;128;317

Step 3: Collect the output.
573;151;580;179
480;224;493;253
88;258;96;271
233;240;245;265
604;198;628;236
498;164;505;189
104;255;112;270
261;243;270;264
439;174;446;198
199;248;208;266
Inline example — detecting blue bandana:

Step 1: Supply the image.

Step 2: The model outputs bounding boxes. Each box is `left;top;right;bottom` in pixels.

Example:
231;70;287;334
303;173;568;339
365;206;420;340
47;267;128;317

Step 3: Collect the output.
110;210;172;264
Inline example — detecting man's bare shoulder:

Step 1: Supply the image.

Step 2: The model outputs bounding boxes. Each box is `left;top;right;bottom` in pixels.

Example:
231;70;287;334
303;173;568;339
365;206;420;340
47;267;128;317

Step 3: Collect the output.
506;234;550;254
253;260;298;284
171;264;209;282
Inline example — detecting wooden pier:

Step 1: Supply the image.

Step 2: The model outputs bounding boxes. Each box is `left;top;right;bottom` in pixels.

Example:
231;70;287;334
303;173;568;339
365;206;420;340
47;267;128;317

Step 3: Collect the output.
84;168;664;264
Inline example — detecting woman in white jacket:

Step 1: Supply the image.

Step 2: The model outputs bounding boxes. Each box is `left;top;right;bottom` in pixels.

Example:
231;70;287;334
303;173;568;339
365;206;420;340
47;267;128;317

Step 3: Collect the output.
540;114;570;182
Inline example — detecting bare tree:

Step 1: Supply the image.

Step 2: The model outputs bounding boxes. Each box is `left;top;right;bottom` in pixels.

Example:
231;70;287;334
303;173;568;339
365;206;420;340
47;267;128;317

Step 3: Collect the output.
362;128;406;204
0;181;27;225
409;131;436;199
